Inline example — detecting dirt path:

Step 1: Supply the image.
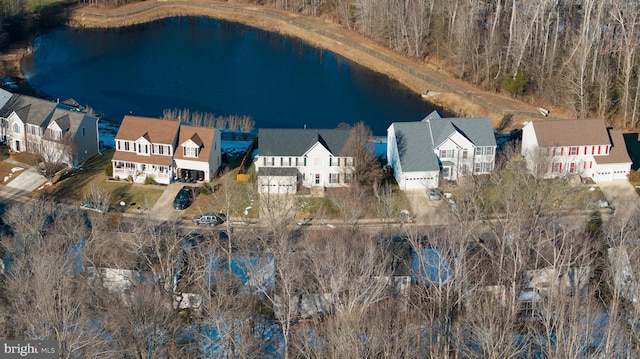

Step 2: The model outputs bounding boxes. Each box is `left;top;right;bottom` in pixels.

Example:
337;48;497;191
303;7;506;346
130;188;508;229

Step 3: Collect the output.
27;1;547;127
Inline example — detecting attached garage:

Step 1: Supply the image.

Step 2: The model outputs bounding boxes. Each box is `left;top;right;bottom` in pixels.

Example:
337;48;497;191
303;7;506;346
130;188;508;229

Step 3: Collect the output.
258;167;299;194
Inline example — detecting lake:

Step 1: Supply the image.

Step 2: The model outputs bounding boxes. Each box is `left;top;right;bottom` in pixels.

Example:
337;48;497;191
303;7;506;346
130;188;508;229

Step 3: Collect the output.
21;16;436;142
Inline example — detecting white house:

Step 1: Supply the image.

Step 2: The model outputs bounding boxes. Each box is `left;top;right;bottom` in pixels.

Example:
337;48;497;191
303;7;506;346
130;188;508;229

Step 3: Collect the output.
254;128;353;193
521;119;631;182
173;124;222;182
0;93;99;165
387;111;496;190
112;116;221;184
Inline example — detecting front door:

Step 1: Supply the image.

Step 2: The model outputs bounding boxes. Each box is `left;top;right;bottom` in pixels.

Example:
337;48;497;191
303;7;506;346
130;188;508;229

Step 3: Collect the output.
15;140;20;152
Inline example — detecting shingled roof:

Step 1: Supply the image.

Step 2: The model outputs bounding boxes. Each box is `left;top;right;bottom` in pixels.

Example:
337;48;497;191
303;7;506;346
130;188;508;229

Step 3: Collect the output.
258;128;351;156
390;111;496;172
0;94;57;126
115;116;180;144
527;119;611;147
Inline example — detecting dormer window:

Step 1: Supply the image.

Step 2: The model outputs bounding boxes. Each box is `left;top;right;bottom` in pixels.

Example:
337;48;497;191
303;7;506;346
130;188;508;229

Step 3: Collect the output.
50;129;62;140
184;146;199;158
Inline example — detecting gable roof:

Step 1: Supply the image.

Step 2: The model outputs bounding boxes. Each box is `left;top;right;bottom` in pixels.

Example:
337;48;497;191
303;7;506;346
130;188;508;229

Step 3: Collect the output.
0;94;57;126
391;122;440;172
173;125;217;162
115;116;180;144
528;119;610;147
48;108;97;138
390;113;496;172
421;114;496;148
258;128;351;156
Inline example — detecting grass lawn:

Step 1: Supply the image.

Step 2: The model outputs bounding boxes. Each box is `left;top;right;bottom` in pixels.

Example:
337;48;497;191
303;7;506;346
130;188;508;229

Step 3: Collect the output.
0;161;25;185
40;149;163;209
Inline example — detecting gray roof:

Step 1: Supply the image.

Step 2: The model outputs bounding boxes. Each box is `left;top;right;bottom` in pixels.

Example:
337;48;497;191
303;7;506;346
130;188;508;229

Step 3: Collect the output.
0;94;57;127
259;167;299;177
0;89;13;110
391;122;440;172
49;108;94;138
258;128;351;156
391;113;496;172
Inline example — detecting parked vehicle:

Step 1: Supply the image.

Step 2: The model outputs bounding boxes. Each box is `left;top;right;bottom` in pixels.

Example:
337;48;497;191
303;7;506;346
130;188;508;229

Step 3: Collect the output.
192;213;227;226
173;187;194;210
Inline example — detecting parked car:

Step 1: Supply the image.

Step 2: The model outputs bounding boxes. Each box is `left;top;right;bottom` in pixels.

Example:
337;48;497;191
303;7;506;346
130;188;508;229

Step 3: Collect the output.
173;187;194;210
428;188;442;201
80;201;111;213
192;213;227;226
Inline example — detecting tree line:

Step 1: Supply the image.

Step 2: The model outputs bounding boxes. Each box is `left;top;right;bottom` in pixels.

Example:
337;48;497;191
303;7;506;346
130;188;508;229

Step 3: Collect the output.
2;145;640;357
4;0;640;126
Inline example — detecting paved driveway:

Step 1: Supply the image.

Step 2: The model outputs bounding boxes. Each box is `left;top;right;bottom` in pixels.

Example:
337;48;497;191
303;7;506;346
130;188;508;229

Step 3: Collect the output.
147;182;187;221
4;166;47;192
597;180;640;219
403;190;452;225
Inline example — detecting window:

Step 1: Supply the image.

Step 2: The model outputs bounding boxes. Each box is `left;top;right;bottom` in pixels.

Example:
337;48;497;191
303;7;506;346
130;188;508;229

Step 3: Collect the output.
570;147;578;155
330;157;341;166
50;129;62;140
462;149;468;160
345;158;354;166
344;173;353;184
484;162;494;172
569;162;576;173
314;173;321;185
124;142;131;151
485;147;494;156
552;162;562;173
12;123;20;134
475;147;483;156
82;127;85;136
329;173;339;184
474;162;482;173
27;125;40;136
439;149;454;158
183;146;198;158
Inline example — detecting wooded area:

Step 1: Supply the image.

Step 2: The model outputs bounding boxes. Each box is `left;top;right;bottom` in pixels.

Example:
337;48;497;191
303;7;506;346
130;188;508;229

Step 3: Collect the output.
3;0;640;128
1;149;640;356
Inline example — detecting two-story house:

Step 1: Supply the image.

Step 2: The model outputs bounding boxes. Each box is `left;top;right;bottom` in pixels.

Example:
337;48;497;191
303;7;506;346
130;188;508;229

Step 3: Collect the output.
111;116;221;184
387;111;496;190
0;93;99;166
521;119;631;182
254;128;353;194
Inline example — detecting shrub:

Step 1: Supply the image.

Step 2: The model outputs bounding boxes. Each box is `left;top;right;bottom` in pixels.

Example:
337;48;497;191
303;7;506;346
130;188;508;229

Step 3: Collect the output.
199;184;212;195
502;70;528;96
104;164;113;177
127;175;133;182
144;175;155;185
114;175;120;181
627;169;640;185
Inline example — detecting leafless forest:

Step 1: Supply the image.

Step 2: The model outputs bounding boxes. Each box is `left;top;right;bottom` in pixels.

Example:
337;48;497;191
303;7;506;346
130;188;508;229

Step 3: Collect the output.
1;150;640;357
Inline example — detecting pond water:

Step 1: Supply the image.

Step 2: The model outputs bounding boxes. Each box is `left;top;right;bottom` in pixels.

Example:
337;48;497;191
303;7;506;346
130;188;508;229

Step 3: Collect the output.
21;16;436;141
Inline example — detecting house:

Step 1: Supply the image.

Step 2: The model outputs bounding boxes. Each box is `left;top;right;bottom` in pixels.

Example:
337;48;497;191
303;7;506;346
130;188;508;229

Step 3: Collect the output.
520;119;631;182
173;124;222;182
254;128;353;194
387;111;496;190
0;93;99;165
111;116;221;184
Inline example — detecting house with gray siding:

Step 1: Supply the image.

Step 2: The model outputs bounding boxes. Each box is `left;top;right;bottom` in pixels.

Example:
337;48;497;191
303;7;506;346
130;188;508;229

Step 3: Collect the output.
0;93;99;166
387;111;496;190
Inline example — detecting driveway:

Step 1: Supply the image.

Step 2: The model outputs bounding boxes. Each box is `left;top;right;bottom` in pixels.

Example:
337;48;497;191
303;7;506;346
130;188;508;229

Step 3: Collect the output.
403;190;452;226
597;180;640;219
4;166;47;193
146;182;187;221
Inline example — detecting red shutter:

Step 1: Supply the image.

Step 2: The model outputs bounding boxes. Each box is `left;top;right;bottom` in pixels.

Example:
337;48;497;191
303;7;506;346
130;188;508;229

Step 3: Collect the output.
584;147;587;155
605;146;609;154
598;146;601;154
560;147;564;156
592;146;595;154
590;161;593;168
559;163;563;171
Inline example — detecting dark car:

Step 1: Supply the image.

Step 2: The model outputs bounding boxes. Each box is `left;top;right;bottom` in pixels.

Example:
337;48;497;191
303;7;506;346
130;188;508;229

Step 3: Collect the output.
173;187;194;210
192;213;227;226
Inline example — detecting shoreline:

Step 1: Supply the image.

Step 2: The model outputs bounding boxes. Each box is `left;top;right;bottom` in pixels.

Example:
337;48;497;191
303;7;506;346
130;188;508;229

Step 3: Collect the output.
4;0;547;129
